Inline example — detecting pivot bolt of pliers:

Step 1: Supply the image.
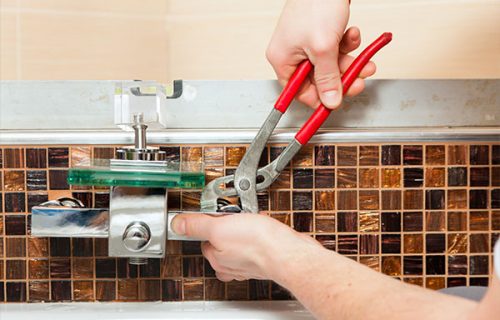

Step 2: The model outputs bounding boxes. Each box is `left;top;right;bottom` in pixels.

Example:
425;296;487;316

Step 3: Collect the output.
239;179;251;191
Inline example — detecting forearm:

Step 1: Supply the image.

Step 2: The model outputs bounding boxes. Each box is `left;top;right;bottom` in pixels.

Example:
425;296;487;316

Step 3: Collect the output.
270;243;477;320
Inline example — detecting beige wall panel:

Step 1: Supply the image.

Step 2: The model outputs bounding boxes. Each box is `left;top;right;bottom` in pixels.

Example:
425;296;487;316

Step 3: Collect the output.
18;11;168;81
0;11;19;79
16;0;167;16
166;0;500;80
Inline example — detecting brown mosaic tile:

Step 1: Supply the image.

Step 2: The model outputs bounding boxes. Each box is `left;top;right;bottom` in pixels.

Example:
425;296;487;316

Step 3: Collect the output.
5;193;26;213
26;170;47;191
359;146;379;166
204;147;224;167
29;259;49;279
314;169;334;188
404;278;423;286
249;280;270;300
48;148;69;168
470;233;489;253
493;167;500;187
470;167;490;187
7;260;26;279
315;191;335;211
425;190;445;210
205;278;226;300
29;281;49;302
470;190;487;209
73;258;94;279
314;145;335;166
492;211;500;230
337;212;358;232
293;169;313;188
182;191;201;211
425;145;445;165
292;191;312;210
381;190;401;210
337;168;357;188
381;168;401;188
5;215;26;235
182;147;203;171
183;279;204;300
73;281;94;301
448;145;467;165
293;212;313;232
5;148;25;168
359;168;379;188
227;281;248;300
338;234;358;254
425;167;445;187
404;256;423;275
470;145;489;165
425;211;445;232
403;212;423;231
6;282;27;302
426;256;445;275
360;234;378;254
403;145;423;165
493;145;500;164
337;146;357;166
93;147;115;160
448;233;468;254
50;258;71;279
271;213;291;227
71;146;91;166
447;189;467;209
382;256;401;276
337;191;357;210
96;280;116;301
359;211;379;232
470;256;489;275
6;237;26;257
293;145;313;167
381;145;401;166
382;234;401;253
426;234;445;253
162;279;182;301
225;146;246;166
404;234;423;254
359;256;379;271
448;211;467;232
139;280;161;301
4;170;25;191
359;191;379;210
118;279;138;301
315;212;335;233
448;167;467;187
426;277;445;290
448;255;467;275
381;212;401;232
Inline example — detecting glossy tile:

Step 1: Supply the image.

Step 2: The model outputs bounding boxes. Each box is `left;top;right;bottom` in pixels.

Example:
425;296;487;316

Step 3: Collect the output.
360;234;379;254
4;170;25;191
29;281;49;302
470;167;490;186
205;278;226;300
314;145;335;166
426;234;446;253
73;281;94;301
404;168;423;187
226;146;246;166
448;145;467;165
359;190;379;210
381;212;401;232
314;169;334;188
337;212;358;232
337;146;357;166
315;191;335;211
447;233;468;254
315;212;335;233
359;146;379;166
337;168;357;188
404;256;423;275
425;167;445;187
292;191;312;210
381;190;401;210
5;148;25;168
381;145;401;165
381;169;401;188
337;190;357;210
447;190;467;209
425;211;445;232
469;145;489;165
315;235;336;251
359;211;379;232
382;256;401;276
293;145;313;167
293;212;313;232
359;168;379;188
403;212;423;232
448;212;467;231
404;234;423;254
293;169;313;188
48;147;69;167
403;145;423;165
382;234;401;254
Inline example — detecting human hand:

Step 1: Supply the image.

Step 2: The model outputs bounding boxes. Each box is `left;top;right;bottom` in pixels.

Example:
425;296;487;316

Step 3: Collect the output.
171;213;322;282
266;0;376;109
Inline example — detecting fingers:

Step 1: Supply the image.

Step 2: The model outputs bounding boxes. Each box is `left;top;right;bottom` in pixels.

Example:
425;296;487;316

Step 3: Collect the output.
171;213;216;240
339;26;361;55
308;36;343;109
339;55;377;78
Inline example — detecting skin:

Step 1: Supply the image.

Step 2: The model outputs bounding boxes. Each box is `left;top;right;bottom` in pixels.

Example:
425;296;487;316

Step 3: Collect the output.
172;0;499;318
171;213;498;319
266;0;376;109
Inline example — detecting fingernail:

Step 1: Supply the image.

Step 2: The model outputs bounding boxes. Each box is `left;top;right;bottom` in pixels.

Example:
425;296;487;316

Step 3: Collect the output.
321;90;342;108
171;216;186;235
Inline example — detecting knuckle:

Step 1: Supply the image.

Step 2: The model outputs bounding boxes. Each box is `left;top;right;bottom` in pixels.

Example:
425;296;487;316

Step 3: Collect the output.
314;72;340;86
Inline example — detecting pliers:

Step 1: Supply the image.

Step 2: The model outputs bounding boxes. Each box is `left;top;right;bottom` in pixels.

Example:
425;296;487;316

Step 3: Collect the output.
201;32;393;214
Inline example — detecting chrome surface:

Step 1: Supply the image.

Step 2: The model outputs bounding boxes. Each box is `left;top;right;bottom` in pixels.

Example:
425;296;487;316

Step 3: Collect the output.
132;113;148;149
31;206;109;238
122;221;151;252
1;80;499;132
108;186;167;258
234;108;283;213
2;127;499;145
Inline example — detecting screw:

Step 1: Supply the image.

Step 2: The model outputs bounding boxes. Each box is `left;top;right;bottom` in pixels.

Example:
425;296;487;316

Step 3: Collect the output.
239;179;251;191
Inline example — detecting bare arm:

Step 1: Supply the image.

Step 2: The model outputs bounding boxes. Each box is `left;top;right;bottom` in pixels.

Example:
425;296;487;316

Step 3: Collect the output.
171;213;499;320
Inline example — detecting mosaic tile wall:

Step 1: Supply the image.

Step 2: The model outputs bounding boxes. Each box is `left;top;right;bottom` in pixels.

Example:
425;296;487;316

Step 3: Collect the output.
0;143;499;302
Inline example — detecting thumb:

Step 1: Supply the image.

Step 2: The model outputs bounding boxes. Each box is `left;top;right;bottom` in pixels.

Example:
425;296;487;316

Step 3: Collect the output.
171;213;215;240
312;47;342;109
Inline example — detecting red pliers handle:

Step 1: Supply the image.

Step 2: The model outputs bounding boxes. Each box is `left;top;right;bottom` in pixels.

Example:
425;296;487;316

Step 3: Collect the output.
201;32;392;213
277;32;393;144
